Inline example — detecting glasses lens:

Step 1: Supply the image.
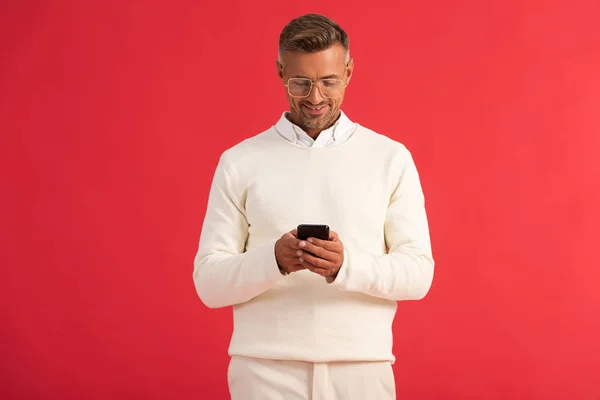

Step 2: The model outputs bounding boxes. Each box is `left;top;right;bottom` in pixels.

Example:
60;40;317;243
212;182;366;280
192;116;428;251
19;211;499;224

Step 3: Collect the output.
320;79;345;98
288;79;312;97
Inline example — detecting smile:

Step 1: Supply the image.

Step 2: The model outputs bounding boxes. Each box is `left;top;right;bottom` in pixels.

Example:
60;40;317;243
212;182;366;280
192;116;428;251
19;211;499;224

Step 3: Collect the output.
302;104;328;116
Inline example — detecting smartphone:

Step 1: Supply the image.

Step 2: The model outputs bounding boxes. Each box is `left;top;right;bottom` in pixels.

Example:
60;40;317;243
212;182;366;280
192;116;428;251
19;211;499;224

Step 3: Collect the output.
297;224;330;241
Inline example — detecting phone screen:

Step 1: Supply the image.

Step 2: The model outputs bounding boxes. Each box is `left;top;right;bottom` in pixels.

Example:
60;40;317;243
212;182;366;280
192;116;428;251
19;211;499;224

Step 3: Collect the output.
297;224;330;241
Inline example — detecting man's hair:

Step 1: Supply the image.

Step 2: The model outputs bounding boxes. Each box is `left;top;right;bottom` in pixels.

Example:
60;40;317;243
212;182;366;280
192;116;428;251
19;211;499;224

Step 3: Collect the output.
278;14;350;64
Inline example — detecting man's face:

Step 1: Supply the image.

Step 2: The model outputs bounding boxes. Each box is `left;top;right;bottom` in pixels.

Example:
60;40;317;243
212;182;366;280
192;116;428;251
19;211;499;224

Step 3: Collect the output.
278;44;353;134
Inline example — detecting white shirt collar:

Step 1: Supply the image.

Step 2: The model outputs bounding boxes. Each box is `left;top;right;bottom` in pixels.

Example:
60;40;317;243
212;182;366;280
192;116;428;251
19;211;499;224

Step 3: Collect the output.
274;110;355;147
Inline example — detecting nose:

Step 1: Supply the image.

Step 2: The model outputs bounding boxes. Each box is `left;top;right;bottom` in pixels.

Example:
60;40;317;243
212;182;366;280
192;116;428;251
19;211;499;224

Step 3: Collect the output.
307;82;324;104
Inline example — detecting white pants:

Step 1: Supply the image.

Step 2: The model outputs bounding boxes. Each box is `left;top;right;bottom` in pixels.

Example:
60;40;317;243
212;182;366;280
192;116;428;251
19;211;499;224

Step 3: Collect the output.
227;356;396;400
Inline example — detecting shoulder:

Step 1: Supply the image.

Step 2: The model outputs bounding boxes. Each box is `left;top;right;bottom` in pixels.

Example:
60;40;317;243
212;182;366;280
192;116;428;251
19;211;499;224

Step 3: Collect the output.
217;127;277;171
355;124;413;160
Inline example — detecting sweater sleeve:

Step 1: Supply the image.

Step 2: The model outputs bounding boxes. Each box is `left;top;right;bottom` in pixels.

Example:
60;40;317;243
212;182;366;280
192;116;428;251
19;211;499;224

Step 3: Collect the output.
329;149;435;301
192;153;283;308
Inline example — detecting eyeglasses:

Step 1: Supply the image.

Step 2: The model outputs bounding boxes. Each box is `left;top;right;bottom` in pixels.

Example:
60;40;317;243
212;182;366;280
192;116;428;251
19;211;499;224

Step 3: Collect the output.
284;77;348;99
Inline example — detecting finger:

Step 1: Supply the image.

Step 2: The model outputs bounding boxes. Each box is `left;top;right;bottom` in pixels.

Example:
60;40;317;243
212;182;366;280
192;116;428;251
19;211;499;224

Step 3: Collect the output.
329;230;339;240
283;235;302;250
289;253;304;264
286;230;299;237
299;241;331;259
282;258;305;272
300;252;331;270
306;237;341;252
288;264;305;273
301;261;329;276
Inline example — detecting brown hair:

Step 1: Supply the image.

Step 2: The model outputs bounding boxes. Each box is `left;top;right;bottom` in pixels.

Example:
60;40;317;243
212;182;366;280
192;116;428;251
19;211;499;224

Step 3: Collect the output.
278;14;349;62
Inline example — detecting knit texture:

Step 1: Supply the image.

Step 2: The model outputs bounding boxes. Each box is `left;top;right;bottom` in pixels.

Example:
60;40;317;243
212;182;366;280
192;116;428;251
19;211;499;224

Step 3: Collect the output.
193;124;434;363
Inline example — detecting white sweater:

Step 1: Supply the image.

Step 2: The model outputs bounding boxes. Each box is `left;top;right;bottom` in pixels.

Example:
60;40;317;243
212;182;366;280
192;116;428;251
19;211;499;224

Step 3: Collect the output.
193;123;434;363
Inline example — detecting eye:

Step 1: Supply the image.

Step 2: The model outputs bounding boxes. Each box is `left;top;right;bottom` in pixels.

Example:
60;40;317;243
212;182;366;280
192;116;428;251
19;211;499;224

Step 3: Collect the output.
291;80;311;88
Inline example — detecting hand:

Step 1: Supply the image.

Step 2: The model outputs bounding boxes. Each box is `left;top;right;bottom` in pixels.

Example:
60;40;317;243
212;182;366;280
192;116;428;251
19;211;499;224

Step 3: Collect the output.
274;229;305;275
297;230;344;282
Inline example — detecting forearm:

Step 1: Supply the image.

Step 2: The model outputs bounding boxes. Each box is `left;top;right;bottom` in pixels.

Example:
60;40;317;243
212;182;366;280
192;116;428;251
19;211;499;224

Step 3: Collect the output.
330;247;434;301
193;240;282;308
192;153;283;309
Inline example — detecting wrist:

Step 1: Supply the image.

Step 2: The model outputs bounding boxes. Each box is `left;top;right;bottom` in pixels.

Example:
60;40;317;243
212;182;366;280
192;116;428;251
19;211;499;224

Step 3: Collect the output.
274;240;287;275
275;254;288;276
326;269;339;283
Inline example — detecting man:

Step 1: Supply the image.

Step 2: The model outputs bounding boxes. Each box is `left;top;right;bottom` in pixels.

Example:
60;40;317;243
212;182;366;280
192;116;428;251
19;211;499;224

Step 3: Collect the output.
193;13;434;400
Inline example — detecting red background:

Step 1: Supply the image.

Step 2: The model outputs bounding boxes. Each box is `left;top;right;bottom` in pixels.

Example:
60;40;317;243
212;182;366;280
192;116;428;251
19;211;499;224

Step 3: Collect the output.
1;1;599;399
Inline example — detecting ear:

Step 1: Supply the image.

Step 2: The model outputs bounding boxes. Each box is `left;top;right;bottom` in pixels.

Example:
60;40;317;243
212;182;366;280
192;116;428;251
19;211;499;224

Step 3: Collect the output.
345;58;355;85
276;60;284;80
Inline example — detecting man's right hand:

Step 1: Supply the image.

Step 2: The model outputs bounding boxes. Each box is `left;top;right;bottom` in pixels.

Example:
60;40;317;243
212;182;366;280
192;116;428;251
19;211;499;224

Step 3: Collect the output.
274;229;305;275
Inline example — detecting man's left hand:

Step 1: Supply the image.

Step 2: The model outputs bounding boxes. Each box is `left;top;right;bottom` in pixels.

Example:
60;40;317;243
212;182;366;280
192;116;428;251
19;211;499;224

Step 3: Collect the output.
298;230;344;282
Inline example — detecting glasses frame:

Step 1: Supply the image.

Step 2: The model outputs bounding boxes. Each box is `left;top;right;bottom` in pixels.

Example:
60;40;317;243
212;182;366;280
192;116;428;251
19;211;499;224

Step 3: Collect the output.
283;65;349;99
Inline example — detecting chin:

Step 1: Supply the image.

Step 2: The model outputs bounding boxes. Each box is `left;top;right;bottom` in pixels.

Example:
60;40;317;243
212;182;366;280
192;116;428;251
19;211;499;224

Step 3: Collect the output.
301;113;333;130
302;118;328;130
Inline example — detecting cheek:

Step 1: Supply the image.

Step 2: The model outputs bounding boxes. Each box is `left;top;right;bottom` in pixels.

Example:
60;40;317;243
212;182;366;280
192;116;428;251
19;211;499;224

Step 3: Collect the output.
287;96;300;110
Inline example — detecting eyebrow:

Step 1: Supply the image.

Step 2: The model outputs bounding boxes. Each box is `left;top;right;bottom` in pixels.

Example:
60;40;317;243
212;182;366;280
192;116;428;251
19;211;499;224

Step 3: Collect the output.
292;74;341;80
